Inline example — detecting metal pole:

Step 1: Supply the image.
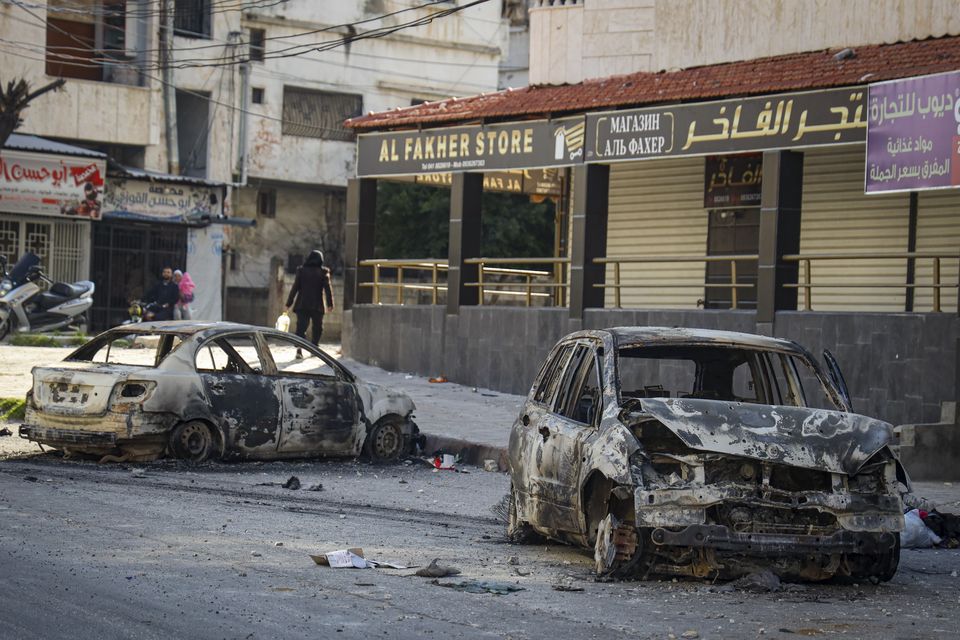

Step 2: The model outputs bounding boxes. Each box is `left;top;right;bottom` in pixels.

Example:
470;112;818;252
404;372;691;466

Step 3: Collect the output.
162;0;179;174
431;263;438;305
933;257;941;313
614;262;621;309
373;263;381;304
237;62;250;186
396;266;403;304
477;262;484;305
803;259;812;311
730;259;738;310
526;274;532;307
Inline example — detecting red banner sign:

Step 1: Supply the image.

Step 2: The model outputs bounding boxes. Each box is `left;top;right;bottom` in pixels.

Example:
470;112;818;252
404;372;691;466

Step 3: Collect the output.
0;149;106;219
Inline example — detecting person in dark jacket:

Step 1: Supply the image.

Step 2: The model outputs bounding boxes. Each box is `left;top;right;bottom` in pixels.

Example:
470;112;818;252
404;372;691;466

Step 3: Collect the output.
285;250;334;352
143;266;180;321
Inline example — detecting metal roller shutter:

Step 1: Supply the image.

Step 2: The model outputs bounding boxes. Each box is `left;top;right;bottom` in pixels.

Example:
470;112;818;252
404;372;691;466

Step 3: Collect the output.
914;190;960;313
605;157;708;309
799;146;910;312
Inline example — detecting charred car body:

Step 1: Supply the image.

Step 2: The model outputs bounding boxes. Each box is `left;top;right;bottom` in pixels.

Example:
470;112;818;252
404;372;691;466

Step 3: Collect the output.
20;322;419;462
507;327;905;582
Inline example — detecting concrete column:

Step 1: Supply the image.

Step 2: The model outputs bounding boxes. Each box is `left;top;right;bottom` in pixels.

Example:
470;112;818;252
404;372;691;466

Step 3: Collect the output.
344;178;377;310
756;151;803;325
446;172;483;314
569;164;610;319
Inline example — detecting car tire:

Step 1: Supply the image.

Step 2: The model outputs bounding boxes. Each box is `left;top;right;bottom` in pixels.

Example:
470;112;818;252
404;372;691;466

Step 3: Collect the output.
874;532;901;583
595;512;645;578
170;421;216;462
363;416;406;462
506;485;538;543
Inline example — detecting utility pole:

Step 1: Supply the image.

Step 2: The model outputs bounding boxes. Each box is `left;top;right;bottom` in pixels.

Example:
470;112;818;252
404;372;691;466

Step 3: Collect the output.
162;0;179;174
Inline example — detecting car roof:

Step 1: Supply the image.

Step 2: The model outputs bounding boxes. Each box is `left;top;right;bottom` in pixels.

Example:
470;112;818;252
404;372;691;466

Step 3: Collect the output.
108;321;255;335
574;326;806;353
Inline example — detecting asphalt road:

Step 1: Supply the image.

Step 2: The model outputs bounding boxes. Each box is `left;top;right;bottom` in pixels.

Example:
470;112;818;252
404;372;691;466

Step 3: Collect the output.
1;454;959;640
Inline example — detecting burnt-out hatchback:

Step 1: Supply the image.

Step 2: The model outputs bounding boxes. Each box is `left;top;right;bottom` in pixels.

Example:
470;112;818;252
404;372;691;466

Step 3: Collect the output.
507;327;905;582
20;322;419;463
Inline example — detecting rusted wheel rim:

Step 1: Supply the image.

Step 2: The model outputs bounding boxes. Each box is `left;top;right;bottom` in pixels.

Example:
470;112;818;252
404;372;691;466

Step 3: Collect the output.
373;422;403;459
177;423;211;459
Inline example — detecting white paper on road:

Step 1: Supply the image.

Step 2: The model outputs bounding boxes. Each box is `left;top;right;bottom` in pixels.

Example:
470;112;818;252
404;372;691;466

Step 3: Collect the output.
324;549;370;568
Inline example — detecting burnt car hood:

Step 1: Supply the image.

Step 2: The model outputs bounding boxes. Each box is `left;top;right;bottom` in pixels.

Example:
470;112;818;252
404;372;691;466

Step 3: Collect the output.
638;398;893;476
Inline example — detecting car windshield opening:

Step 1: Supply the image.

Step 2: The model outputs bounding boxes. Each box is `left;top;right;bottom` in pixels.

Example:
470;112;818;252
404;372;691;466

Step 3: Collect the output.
618;345;761;404
68;332;185;367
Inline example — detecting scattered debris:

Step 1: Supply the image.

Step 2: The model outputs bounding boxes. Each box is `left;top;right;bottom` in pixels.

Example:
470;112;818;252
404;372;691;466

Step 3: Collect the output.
432;453;457;470
282;476;301;490
903;509;942;548
483;459;499;472
428;376;448;384
305;483;324;492
680;631;700;639
514;568;531;577
275;542;283;547
415;558;461;578
432;579;524;595
250;551;262;557
507;556;519;565
552;583;585;592
23;475;38;482
0;427;12;437
130;468;146;478
310;548;409;570
732;570;781;593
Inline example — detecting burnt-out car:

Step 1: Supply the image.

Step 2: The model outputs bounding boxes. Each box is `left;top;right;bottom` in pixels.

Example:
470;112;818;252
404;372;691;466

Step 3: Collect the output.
19;322;419;462
507;327;905;582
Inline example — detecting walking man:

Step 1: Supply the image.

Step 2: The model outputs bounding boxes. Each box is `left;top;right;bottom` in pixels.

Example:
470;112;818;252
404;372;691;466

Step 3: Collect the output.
285;250;334;354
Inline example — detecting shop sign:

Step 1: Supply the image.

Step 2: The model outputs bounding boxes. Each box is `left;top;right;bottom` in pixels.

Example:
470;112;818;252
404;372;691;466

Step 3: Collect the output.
865;70;960;193
389;168;562;196
356;117;584;177
586;86;866;163
102;178;224;222
0;149;106;219
704;154;762;208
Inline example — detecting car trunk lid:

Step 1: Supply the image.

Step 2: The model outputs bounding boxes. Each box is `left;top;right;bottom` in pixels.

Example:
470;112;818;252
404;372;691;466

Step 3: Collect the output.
638;397;893;475
32;363;143;415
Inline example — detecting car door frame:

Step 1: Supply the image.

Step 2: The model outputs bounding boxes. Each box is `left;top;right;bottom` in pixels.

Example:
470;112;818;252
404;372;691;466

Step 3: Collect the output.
257;332;362;456
194;330;283;457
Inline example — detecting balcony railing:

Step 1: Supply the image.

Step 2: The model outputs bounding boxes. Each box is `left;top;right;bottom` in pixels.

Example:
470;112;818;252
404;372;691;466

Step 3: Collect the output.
594;254;759;309
464;257;569;306
783;251;960;312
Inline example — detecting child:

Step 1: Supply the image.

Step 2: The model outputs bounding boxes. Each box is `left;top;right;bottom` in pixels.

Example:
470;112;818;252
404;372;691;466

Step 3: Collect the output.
173;269;195;320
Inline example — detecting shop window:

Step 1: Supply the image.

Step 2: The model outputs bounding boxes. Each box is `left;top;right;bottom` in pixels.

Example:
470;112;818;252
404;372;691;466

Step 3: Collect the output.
175;0;212;38
252;87;265;104
248;28;265;62
257;188;277;218
705;209;759;310
281;87;362;141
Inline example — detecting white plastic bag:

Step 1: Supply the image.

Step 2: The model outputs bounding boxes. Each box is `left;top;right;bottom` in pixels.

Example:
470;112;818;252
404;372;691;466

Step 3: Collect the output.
901;509;942;548
275;311;290;332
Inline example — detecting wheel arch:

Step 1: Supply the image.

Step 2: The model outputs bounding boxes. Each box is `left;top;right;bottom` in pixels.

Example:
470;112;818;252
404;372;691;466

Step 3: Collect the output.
169;416;226;458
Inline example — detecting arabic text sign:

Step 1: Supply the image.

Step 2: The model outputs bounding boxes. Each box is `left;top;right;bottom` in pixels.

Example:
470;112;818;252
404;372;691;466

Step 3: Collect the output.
586;87;866;163
389;168;563;197
0;149;106;219
704;154;763;208
865;71;960;193
356;117;584;177
102;178;224;222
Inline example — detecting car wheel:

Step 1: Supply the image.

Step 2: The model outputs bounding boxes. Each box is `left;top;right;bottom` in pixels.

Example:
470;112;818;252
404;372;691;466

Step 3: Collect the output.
363;416;405;462
506;485;538;543
595;513;641;577
170;421;216;462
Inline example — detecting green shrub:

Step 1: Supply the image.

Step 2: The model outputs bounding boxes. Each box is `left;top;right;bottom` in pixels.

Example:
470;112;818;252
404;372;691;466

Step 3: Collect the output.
9;334;60;348
0;398;26;422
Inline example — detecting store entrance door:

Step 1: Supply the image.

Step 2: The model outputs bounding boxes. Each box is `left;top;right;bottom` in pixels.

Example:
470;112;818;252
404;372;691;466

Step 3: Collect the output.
705;209;759;309
90;222;187;331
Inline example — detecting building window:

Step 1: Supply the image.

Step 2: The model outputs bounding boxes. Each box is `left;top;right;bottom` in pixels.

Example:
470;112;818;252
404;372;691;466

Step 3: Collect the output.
257;188;277;218
45;0;142;85
248;28;265;62
251;87;265;104
175;0;211;38
282;87;362;141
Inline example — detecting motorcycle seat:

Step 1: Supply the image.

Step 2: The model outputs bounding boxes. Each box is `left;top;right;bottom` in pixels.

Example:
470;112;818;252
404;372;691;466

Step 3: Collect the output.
49;281;93;298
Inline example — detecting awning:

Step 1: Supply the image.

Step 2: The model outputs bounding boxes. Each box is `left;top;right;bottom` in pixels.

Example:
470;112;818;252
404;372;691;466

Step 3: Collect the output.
3;133;107;159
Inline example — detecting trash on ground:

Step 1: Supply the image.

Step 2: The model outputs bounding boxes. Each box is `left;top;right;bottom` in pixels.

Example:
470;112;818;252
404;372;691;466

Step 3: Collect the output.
432;453;457;470
919;509;960;548
902;509;942;548
552;582;585;592
0;427;12;437
432;579;524;595
507;555;519;565
428;376;448;384
483;459;499;472
514;568;531;576
282;476;301;490
732;569;781;593
415;558;461;578
310;548;409;569
130;468;146;478
306;483;324;492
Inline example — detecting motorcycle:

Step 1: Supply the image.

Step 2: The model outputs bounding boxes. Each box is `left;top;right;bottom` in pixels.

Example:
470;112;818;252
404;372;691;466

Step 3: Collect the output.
0;254;95;340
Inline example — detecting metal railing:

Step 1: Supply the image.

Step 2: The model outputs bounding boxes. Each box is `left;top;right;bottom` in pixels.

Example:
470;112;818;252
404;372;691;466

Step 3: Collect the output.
464;257;570;307
358;259;448;304
594;254;759;309
783;251;960;312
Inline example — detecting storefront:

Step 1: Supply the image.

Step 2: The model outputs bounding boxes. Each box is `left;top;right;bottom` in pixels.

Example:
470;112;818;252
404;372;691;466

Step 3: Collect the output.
340;36;960;436
0;134;107;284
95;168;231;330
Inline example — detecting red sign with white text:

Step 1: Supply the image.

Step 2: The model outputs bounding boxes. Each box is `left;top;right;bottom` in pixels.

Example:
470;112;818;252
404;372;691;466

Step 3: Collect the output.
0;149;106;219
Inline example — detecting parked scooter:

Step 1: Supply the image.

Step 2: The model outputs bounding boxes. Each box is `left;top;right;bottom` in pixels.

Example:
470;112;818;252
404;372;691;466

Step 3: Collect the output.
0;254;95;340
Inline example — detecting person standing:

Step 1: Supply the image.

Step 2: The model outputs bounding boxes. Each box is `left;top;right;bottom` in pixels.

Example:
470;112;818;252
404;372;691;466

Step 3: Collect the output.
143;266;180;321
173;269;195;320
285;250;334;354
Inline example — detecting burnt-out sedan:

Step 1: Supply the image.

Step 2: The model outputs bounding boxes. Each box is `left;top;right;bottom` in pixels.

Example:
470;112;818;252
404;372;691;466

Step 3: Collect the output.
19;322;419;462
507;327;905;582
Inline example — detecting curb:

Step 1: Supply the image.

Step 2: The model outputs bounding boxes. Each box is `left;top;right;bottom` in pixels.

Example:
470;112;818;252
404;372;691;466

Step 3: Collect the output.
421;432;509;472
